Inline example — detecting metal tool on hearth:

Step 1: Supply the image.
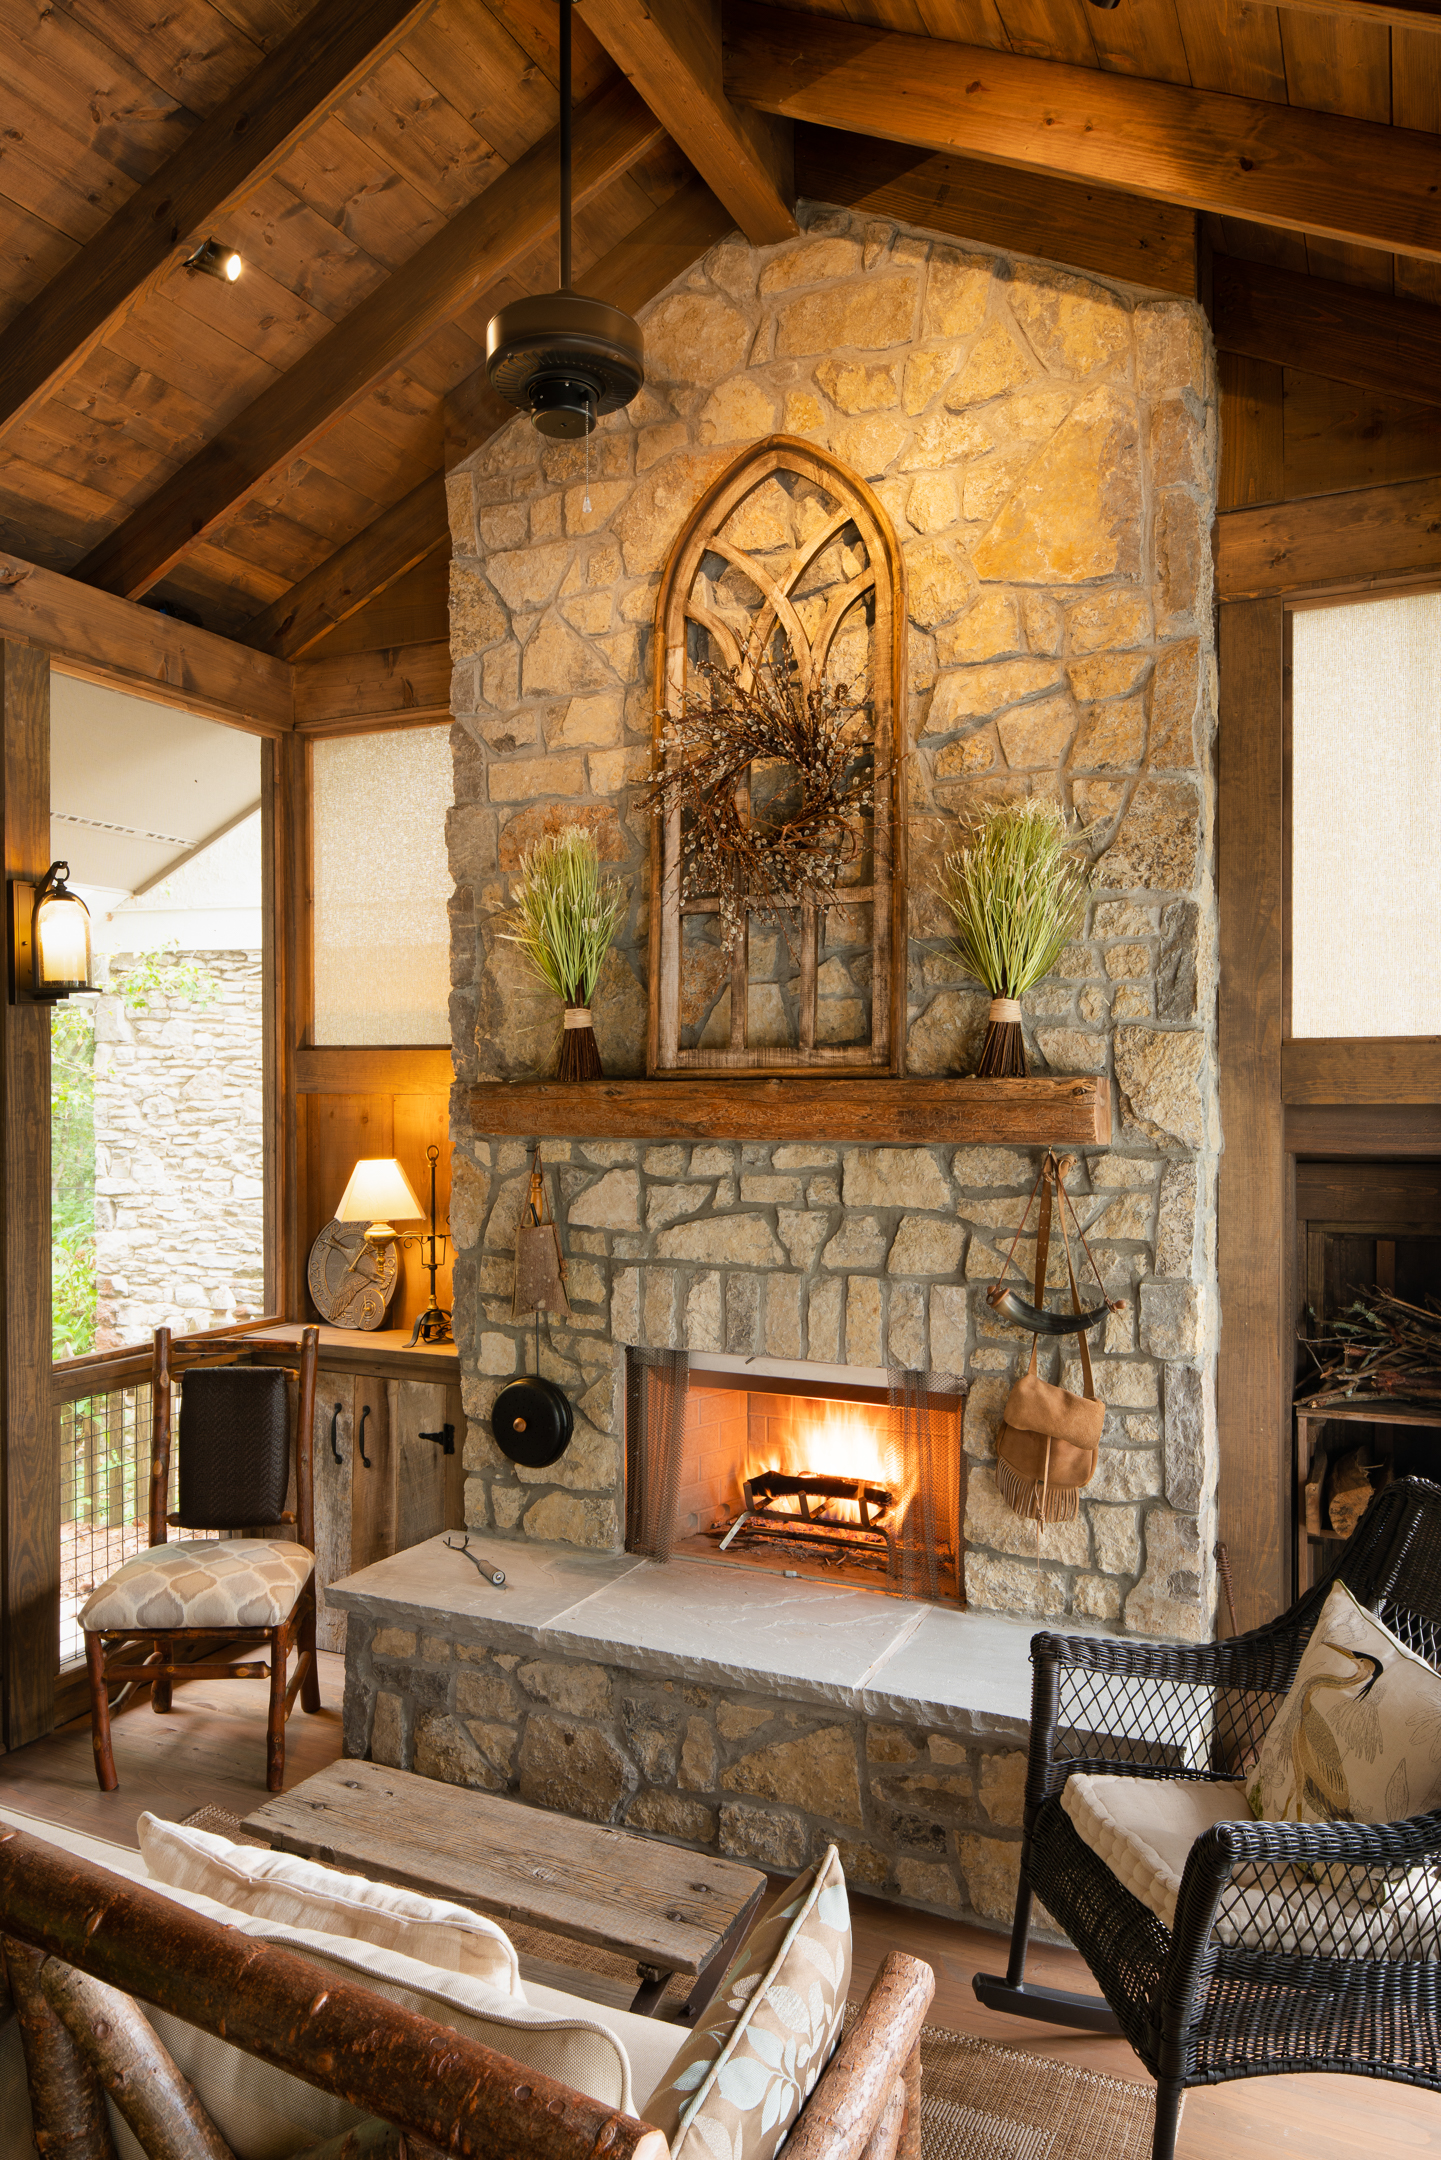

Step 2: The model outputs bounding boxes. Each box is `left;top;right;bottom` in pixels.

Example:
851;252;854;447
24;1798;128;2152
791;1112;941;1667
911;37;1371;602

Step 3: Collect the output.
444;1531;506;1587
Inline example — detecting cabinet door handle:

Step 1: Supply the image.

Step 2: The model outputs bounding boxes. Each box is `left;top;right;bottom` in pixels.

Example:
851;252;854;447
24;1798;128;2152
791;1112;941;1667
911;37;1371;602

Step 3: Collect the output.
420;1425;455;1455
357;1405;372;1468
329;1404;344;1466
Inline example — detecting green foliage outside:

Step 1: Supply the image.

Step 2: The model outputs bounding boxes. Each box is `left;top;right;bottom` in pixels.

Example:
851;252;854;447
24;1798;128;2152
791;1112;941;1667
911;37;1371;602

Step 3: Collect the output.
51;944;223;1362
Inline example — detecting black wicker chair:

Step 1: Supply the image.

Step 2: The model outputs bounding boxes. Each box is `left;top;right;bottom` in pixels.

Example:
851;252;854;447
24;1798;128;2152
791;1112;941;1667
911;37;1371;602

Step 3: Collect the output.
974;1476;1441;2160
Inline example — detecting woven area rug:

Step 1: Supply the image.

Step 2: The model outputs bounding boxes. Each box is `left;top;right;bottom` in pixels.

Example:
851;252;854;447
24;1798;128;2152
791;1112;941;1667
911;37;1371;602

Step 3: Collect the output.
180;1808;1155;2157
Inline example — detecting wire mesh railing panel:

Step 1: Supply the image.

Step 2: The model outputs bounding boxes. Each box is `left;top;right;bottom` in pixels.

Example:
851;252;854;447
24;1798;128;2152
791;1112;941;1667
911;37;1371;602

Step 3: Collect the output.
59;1381;177;1667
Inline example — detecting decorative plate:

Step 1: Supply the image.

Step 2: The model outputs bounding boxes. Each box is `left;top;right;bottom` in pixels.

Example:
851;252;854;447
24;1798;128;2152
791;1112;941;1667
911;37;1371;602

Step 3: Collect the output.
307;1219;400;1331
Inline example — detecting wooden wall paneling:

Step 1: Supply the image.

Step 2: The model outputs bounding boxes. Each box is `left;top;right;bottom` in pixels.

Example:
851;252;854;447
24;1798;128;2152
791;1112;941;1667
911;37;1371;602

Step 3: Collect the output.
1217;474;1441;597
445;1380;465;1532
1217;598;1288;1632
349;1374;393;1574
1213;253;1441;410
1218;354;1284;509
295;1048;455;1094
301;552;450;662
1294;1158;1441;1223
1288;1103;1441;1153
391;1094;454;1335
1282;370;1441;500
393;1378;451;1552
291;640;452;734
1;640;55;1745
1282;1038;1441;1101
280;731;311;1322
304;1094;396;1276
312;1374;354;1653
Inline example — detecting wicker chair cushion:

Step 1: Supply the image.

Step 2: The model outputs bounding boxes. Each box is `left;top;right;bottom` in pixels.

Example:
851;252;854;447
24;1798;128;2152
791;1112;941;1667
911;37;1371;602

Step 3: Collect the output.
1246;1578;1441;1830
1062;1772;1441;1959
80;1540;312;1633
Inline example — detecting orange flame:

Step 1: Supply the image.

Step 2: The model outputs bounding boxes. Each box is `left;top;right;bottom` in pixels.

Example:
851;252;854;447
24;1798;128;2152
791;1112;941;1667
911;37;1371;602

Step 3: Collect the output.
742;1397;917;1526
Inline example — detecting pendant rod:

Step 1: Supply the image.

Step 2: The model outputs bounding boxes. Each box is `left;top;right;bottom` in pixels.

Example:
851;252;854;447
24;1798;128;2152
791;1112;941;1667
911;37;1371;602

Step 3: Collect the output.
559;0;572;292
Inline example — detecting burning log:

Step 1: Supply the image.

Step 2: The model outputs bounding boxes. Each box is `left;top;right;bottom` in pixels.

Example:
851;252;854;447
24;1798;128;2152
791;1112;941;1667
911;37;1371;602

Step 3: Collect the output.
718;1469;900;1570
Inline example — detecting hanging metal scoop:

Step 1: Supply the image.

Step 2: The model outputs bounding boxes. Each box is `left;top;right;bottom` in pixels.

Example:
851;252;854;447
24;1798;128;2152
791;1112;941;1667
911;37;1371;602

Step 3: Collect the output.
986;1281;1112;1335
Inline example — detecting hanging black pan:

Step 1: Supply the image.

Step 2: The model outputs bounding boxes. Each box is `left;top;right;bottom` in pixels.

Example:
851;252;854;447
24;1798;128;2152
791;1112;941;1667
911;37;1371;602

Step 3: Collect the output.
986;1281;1113;1334
492;1374;574;1468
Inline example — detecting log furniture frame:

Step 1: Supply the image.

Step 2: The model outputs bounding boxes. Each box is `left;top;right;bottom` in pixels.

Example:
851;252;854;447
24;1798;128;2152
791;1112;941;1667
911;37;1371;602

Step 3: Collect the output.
83;1323;321;1795
648;434;908;1078
0;1824;935;2160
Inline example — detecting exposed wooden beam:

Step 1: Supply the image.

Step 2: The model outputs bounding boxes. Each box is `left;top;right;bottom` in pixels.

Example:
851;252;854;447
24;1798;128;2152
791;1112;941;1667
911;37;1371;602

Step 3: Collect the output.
245;474;449;661
446;174;736;466
1217;474;1441;598
292;639;451;734
0;554;293;734
794;124;1195;298
0;0;437;445
1274;0;1441;32
75;82;666;603
581;0;795;244
723;1;1441;263
1214;254;1441;411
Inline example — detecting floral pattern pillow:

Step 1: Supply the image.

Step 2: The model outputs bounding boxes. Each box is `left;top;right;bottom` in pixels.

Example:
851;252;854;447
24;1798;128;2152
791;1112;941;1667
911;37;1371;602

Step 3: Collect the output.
1248;1579;1441;1835
645;1846;850;2160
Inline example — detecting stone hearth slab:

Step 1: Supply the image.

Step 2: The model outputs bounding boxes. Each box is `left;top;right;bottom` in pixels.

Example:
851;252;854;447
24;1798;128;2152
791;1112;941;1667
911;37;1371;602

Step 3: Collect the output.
329;1534;1059;1737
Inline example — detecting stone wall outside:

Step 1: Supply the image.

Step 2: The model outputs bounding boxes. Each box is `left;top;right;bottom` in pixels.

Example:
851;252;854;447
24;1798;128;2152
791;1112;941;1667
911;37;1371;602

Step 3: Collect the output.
348;1608;1035;1931
93;950;265;1349
447;202;1221;1640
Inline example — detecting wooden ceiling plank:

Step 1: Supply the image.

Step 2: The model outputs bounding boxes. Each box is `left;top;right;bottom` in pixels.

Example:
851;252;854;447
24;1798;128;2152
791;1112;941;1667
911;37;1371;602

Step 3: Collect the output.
0;0;438;446
274;117;451;271
989;0;1098;64
1213;251;1441;406
331;50;506;215
62;0;270;108
793;123;1196;294
221;179;392;323
1392;22;1441;121
582;0;797;244
913;1;1011;49
1276;9;1392;118
0;4;193;185
0;198;78;335
722;0;1441;257
292;637;451;732
1088;0;1194;85
0;550;293;733
1283;366;1441;497
1170;0;1288;98
73;82;666;600
1270;0;1441;32
1302;235;1394;289
481;0;615;99
405;0;582;164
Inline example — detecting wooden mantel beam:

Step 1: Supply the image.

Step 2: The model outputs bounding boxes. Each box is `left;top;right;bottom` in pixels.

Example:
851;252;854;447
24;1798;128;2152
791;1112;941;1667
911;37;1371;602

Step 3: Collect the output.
0;0;437;447
722;0;1441;263
0;554;293;736
74;82;666;603
1213;253;1441;410
580;0;795;245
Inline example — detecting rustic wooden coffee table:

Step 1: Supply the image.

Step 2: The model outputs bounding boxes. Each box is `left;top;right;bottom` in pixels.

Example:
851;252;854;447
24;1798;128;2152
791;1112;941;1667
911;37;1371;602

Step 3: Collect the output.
243;1759;767;2019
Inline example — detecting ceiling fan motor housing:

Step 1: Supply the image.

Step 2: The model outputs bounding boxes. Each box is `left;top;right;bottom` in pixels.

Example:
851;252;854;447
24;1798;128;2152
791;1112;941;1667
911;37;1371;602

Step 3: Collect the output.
486;290;645;439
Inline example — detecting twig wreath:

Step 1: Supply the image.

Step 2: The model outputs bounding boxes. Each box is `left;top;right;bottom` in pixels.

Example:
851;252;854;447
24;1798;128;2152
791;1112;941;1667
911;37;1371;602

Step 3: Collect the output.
641;644;883;953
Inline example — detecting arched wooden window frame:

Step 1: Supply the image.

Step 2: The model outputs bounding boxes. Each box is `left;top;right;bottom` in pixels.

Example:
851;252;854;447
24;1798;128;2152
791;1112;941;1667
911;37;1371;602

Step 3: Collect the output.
646;436;909;1077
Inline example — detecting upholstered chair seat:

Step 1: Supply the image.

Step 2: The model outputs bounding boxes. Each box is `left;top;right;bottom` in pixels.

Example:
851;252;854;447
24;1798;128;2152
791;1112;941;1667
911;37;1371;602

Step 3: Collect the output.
81;1539;314;1635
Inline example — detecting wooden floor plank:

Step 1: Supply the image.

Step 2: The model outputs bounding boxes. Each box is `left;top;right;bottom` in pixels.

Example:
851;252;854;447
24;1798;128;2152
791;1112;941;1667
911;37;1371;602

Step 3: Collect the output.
1;1667;1438;2154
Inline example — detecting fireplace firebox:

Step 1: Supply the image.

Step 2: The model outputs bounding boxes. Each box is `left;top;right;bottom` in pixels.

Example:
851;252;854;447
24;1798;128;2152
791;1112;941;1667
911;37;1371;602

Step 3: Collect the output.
625;1351;967;1606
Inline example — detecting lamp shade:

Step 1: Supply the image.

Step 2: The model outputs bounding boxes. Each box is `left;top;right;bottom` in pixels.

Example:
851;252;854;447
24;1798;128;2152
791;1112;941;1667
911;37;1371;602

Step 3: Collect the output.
336;1158;423;1229
34;862;92;996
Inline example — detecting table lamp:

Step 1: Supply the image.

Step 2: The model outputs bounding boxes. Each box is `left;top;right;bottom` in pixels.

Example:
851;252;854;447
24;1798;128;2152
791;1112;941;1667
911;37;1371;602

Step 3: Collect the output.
335;1158;423;1244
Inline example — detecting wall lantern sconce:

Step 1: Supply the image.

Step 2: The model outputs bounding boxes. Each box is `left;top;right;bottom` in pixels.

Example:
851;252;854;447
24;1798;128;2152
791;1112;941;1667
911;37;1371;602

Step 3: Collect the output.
336;1146;452;1347
8;861;99;1004
183;237;242;283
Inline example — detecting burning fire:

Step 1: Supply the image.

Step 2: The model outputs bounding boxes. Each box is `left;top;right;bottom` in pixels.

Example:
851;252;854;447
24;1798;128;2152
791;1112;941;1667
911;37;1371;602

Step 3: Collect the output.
742;1397;917;1524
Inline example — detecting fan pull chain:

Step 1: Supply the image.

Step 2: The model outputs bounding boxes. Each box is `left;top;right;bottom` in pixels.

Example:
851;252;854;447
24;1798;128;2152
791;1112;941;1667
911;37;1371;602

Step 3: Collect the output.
583;422;592;516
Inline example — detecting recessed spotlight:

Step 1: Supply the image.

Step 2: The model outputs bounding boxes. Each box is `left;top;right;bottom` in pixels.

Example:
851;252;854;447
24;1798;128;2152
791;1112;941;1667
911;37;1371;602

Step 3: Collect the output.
183;238;242;283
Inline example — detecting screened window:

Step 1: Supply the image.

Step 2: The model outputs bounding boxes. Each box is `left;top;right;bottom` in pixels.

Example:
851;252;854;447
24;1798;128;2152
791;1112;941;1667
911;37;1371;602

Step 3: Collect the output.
1291;593;1441;1039
312;725;451;1044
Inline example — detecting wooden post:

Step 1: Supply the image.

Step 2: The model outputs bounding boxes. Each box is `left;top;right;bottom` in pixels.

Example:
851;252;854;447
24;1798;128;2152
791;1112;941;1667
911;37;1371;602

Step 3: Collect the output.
39;1957;236;2160
3;1937;117;2160
1;639;56;1748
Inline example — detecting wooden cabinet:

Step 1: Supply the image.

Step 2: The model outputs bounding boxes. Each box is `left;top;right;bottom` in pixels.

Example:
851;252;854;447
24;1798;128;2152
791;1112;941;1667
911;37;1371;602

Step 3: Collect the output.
250;1326;463;1650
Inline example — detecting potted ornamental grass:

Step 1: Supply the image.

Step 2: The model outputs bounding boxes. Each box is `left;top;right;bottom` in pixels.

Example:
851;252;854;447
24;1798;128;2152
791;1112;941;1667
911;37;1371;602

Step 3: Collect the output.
500;824;625;1081
937;798;1091;1078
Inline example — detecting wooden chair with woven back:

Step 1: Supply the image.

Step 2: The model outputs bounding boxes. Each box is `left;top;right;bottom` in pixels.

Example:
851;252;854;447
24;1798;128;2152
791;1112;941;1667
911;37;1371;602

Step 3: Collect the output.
81;1324;321;1794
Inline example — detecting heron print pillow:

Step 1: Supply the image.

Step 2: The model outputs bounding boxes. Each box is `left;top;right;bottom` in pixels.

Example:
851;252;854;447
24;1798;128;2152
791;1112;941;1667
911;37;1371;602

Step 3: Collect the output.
1248;1579;1441;1836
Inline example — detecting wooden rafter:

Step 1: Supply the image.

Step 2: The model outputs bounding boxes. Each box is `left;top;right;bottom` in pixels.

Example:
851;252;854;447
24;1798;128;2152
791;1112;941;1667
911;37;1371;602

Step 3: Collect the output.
581;0;795;245
0;0;438;446
722;1;1441;263
0;554;292;735
73;82;666;603
245;474;449;661
1274;0;1441;29
1213;255;1441;411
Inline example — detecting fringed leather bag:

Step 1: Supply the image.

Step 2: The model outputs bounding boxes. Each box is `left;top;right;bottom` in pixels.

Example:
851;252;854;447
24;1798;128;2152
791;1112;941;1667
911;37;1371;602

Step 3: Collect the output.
992;1153;1109;1525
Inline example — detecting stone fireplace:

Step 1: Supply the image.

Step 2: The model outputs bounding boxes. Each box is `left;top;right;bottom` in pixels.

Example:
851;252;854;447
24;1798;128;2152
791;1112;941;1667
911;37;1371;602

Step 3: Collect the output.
445;190;1219;1641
